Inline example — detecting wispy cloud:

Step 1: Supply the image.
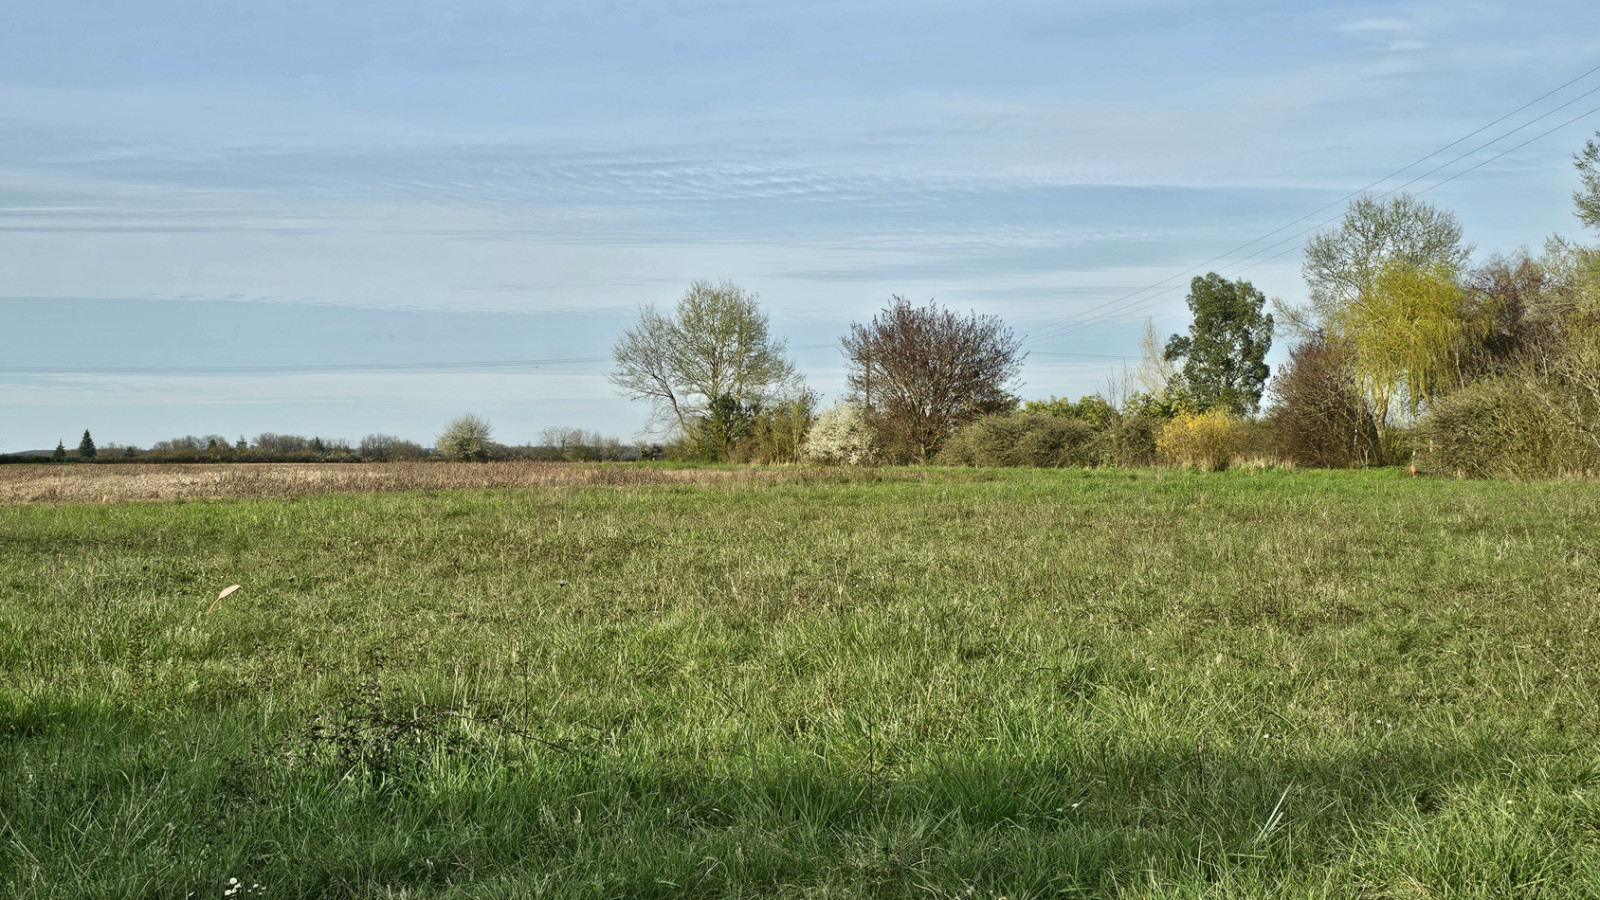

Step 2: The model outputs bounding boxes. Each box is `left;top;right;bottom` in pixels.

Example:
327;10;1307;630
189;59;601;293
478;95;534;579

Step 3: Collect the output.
2;0;1592;447
1340;17;1413;34
3;371;617;407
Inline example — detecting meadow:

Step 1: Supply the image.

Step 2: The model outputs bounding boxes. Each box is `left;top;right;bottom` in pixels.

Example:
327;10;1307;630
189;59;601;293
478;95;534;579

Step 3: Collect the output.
2;464;1599;898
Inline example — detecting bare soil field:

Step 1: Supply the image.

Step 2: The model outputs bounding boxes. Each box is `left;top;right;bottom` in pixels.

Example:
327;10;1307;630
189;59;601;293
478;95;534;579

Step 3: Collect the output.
0;461;777;504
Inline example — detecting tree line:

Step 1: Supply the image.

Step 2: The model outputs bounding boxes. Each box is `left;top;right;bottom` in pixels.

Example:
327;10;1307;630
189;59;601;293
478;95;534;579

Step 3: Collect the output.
19;427;642;464
613;131;1600;476
25;132;1600;476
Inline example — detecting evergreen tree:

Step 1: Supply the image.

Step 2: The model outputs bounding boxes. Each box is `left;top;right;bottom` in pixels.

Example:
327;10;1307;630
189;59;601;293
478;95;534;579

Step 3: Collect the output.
52;440;66;461
1576;133;1600;231
78;430;97;460
1164;274;1275;414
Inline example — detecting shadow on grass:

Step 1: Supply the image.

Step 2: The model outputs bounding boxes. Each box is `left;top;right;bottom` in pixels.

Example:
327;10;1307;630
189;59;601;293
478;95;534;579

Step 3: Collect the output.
4;702;1593;898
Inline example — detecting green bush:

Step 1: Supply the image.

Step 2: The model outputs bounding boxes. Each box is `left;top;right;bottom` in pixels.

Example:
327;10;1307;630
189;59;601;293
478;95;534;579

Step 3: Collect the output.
1416;375;1599;477
733;393;817;464
1378;426;1415;468
938;413;1097;467
660;436;711;462
1088;414;1161;468
937;409;1164;469
1020;394;1117;427
1416;314;1600;478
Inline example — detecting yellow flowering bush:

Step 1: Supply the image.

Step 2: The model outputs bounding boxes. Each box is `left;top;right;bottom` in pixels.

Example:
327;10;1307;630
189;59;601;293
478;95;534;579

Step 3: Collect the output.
1156;409;1252;471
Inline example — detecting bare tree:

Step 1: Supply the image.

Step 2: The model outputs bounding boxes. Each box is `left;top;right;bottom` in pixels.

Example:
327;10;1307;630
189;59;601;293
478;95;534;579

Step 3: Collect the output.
610;280;799;457
1134;317;1178;396
1268;333;1381;468
1103;318;1175;411
841;297;1023;463
359;433;426;461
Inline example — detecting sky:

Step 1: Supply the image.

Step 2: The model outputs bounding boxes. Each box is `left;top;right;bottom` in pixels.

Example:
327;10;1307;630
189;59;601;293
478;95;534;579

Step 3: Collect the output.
3;1;1599;452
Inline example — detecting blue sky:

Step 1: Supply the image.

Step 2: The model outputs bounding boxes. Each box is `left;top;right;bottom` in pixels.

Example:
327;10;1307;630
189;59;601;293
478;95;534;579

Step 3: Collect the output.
3;1;1599;451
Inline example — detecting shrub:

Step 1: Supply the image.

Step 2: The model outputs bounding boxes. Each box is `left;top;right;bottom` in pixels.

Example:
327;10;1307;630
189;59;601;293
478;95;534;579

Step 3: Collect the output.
732;392;817;464
939;413;1097;467
661;436;712;463
1021;394;1117;427
936;406;1164;470
1124;387;1191;421
803;403;879;465
1089;414;1161;468
1417;375;1599;477
1268;335;1382;468
1156;410;1252;471
1416;313;1600;478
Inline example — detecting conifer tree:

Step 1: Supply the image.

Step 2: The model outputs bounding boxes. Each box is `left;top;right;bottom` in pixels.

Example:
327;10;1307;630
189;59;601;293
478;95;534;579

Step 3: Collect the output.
78;430;97;460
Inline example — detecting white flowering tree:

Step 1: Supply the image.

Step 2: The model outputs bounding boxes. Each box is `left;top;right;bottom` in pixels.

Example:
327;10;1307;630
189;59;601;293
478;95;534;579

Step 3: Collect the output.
803;402;879;465
436;414;494;462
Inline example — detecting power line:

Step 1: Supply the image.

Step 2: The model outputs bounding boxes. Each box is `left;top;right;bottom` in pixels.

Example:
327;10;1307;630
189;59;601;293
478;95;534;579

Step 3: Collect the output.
1415;100;1600;198
1042;96;1600;345
1029;351;1140;361
1027;83;1600;346
1020;61;1600;348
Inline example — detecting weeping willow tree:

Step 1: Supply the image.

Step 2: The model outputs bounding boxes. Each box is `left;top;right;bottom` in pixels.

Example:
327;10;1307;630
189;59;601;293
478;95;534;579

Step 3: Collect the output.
1288;193;1472;339
1329;260;1488;429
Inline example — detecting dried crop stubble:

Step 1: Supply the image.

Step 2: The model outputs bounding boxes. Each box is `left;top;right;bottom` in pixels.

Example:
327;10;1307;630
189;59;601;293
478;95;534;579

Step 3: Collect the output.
0;462;787;504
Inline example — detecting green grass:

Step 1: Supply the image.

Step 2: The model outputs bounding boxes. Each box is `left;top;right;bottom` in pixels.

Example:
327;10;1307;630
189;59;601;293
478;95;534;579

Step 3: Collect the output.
3;466;1600;898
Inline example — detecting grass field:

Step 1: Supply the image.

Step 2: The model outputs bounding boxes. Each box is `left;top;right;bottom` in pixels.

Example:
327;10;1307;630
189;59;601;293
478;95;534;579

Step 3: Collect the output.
3;464;1600;898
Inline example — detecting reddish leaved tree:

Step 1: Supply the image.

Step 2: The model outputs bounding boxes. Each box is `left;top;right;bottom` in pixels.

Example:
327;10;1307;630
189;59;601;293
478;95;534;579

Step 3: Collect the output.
1268;333;1381;468
841;297;1023;463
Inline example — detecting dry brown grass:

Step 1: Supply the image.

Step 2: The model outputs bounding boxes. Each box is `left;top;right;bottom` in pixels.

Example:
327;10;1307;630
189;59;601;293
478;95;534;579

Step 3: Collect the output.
0;462;802;505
